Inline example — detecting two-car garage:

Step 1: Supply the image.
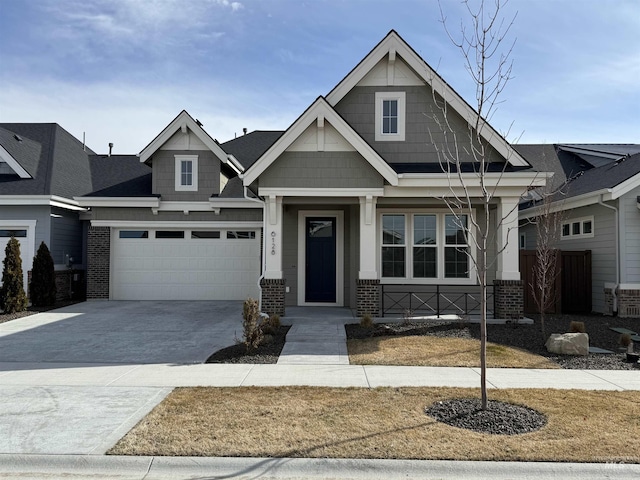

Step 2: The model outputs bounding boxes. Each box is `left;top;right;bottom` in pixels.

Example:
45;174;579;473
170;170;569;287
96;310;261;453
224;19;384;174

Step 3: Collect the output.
110;227;261;301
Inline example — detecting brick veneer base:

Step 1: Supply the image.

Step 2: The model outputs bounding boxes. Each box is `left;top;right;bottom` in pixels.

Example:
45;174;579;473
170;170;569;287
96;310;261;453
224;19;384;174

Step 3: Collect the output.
357;279;380;317
604;287;615;316
618;288;640;318
260;278;285;317
494;279;523;319
87;226;110;299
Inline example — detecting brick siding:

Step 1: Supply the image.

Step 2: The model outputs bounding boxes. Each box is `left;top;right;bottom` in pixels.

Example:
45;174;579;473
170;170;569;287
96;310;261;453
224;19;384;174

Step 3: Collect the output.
604;286;615;316
494;279;523;320
357;279;380;317
87;226;110;299
260;278;285;316
618;288;640;318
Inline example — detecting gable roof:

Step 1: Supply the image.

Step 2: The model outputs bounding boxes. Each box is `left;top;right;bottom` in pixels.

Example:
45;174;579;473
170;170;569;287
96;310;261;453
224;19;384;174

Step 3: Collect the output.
242;97;398;186
0;123;94;197
87;154;152;197
138;110;230;165
326;30;529;168
221;131;284;170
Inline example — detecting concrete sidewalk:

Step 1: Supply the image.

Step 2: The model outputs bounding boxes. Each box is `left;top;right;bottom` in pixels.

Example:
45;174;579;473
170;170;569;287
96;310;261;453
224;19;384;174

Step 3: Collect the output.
1;362;638;390
1;454;638;479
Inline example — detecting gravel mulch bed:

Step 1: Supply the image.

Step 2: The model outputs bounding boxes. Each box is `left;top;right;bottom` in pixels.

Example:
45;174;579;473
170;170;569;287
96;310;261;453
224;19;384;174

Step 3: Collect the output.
425;398;547;435
0;300;84;324
206;326;290;364
346;313;640;370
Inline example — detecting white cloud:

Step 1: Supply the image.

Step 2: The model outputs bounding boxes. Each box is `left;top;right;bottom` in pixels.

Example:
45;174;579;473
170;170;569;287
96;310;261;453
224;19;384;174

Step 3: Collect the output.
213;0;244;11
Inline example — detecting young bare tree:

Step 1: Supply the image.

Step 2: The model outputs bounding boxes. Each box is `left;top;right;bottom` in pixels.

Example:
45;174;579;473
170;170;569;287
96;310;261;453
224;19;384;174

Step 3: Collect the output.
429;0;520;409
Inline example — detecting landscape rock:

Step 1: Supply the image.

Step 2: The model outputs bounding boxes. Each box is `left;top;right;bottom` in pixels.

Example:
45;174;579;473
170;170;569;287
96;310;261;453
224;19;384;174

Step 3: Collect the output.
545;333;589;356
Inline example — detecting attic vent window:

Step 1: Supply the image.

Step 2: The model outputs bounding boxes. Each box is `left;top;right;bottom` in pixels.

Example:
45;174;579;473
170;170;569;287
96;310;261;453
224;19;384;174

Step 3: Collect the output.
375;91;405;142
175;154;198;192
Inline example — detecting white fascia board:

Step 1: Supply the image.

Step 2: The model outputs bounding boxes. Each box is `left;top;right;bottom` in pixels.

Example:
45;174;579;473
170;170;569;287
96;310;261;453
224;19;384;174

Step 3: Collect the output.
0;144;31;178
226;154;245;174
325;31;529;168
75;197;160;208
209;198;260;209
383;185;530;198
242;97;398;186
518;188;611;220
608;172;640;200
91;220;263;228
259;187;385;198
0;195;86;211
396;172;548;189
138;110;228;164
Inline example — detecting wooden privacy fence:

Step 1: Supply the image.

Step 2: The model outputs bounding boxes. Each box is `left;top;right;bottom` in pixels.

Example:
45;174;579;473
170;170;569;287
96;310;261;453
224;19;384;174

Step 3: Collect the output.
520;250;592;314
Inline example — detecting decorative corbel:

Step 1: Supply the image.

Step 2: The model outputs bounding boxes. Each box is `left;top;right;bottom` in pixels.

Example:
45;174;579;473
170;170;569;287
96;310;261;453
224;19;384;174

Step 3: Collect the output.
387;48;396;86
365;195;373;225
317;115;325;152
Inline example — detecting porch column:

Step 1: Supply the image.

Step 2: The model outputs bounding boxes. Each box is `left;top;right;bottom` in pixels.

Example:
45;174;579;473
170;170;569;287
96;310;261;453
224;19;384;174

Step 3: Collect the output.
357;195;380;317
261;195;285;316
494;196;523;319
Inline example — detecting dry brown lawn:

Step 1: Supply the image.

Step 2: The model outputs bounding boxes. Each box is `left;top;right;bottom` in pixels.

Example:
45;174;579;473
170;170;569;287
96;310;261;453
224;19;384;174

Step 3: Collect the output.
348;336;560;368
109;387;640;463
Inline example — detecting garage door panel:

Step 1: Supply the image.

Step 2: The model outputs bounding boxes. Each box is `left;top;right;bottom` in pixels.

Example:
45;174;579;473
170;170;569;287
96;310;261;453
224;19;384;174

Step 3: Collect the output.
112;230;260;300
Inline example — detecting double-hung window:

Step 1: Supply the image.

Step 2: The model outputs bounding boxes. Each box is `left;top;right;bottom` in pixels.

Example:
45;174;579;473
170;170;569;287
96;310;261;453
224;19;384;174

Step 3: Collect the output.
174;155;198;191
375;92;406;141
380;212;473;283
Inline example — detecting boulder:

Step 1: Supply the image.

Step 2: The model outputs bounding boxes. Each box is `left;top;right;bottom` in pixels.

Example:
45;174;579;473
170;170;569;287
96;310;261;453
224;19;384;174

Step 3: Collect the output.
545;333;589;356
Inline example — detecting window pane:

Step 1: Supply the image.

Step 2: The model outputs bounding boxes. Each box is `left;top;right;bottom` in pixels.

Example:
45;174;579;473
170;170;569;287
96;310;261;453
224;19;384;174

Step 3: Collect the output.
383;100;391;116
383;117;391;133
562;224;570;236
308;220;333;238
390;100;397;116
181;160;192;186
227;231;256;239
382;246;405;277
0;229;27;238
445;247;469;278
413;246;436;278
414;215;437;245
191;231;220;239
572;222;580;235
119;230;148;239
583;221;592;234
382;215;405;245
389;117;397;133
156;231;184;239
445;215;467;245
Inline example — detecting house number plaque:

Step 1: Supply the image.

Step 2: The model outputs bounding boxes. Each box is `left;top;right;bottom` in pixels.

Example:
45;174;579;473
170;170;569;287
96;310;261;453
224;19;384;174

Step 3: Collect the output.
271;231;276;255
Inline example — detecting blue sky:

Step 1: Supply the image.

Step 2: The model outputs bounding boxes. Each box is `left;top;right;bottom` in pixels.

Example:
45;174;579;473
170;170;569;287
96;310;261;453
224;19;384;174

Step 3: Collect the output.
0;0;638;154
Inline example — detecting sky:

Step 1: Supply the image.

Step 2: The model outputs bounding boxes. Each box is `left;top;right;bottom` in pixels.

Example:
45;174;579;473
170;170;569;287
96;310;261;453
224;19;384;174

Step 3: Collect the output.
0;0;638;154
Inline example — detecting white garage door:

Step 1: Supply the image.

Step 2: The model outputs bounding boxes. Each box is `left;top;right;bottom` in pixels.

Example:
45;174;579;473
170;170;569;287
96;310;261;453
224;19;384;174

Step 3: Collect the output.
112;228;260;300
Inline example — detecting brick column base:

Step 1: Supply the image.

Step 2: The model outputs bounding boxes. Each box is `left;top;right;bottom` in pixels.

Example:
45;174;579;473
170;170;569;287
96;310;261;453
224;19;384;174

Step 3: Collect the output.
618;288;640;318
604;285;615;316
87;226;110;299
357;279;380;317
494;279;523;320
260;278;285;317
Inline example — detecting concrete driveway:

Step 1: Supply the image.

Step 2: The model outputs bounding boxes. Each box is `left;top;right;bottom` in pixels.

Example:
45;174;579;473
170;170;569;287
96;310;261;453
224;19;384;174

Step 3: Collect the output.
0;301;242;455
0;300;242;364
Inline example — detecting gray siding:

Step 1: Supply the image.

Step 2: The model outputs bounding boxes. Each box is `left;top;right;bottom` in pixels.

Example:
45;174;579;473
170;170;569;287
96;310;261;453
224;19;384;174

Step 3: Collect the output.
91;207;262;223
151;149;221;201
260;151;383;189
0;204;50;255
50;207;83;266
334;85;504;165
620;186;640;283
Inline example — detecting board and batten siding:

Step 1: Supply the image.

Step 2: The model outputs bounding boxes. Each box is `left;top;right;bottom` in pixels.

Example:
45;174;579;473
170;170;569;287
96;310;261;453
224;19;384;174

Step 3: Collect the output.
260;151;383;189
150;149;221;201
620;186;640;284
50;207;83;267
334;85;505;165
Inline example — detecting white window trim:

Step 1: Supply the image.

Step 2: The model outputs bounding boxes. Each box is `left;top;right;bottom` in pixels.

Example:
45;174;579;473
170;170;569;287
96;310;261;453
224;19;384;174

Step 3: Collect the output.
174;155;198;192
561;216;594;240
375;91;406;142
378;209;477;285
0;220;37;293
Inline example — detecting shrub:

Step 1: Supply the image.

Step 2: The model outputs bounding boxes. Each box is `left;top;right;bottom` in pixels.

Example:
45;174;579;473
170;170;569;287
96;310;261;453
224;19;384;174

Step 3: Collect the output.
360;314;373;328
0;237;28;314
569;321;586;333
260;314;281;335
242;298;263;351
30;242;57;307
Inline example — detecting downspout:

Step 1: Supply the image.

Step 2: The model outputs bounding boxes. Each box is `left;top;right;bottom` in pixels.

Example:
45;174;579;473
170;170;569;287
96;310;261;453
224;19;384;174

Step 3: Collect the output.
598;194;619;313
242;177;267;310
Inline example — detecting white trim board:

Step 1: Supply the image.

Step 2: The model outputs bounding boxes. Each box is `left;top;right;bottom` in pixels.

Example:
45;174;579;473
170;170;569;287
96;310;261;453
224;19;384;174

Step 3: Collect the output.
0;220;37;293
91;220;263;228
0;144;31;178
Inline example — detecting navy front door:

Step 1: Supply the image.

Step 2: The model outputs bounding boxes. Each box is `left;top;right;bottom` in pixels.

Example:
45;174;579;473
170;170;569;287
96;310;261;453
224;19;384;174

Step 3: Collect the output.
305;217;336;303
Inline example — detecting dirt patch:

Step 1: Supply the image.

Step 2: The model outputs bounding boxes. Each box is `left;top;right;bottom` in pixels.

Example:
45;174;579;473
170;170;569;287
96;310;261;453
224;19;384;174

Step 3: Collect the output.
206;326;290;364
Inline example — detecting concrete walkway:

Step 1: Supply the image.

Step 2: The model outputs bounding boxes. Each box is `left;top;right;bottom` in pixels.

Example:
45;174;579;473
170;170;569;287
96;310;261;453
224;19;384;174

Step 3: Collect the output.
277;307;352;365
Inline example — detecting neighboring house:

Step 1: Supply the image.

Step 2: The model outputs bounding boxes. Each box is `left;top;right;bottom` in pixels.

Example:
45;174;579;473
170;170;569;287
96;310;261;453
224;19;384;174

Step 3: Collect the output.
0;123;94;298
517;144;640;317
77;30;546;318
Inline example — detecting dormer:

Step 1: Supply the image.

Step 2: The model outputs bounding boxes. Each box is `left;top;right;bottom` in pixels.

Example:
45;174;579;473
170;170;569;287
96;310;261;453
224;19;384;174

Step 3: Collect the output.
138;111;241;201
